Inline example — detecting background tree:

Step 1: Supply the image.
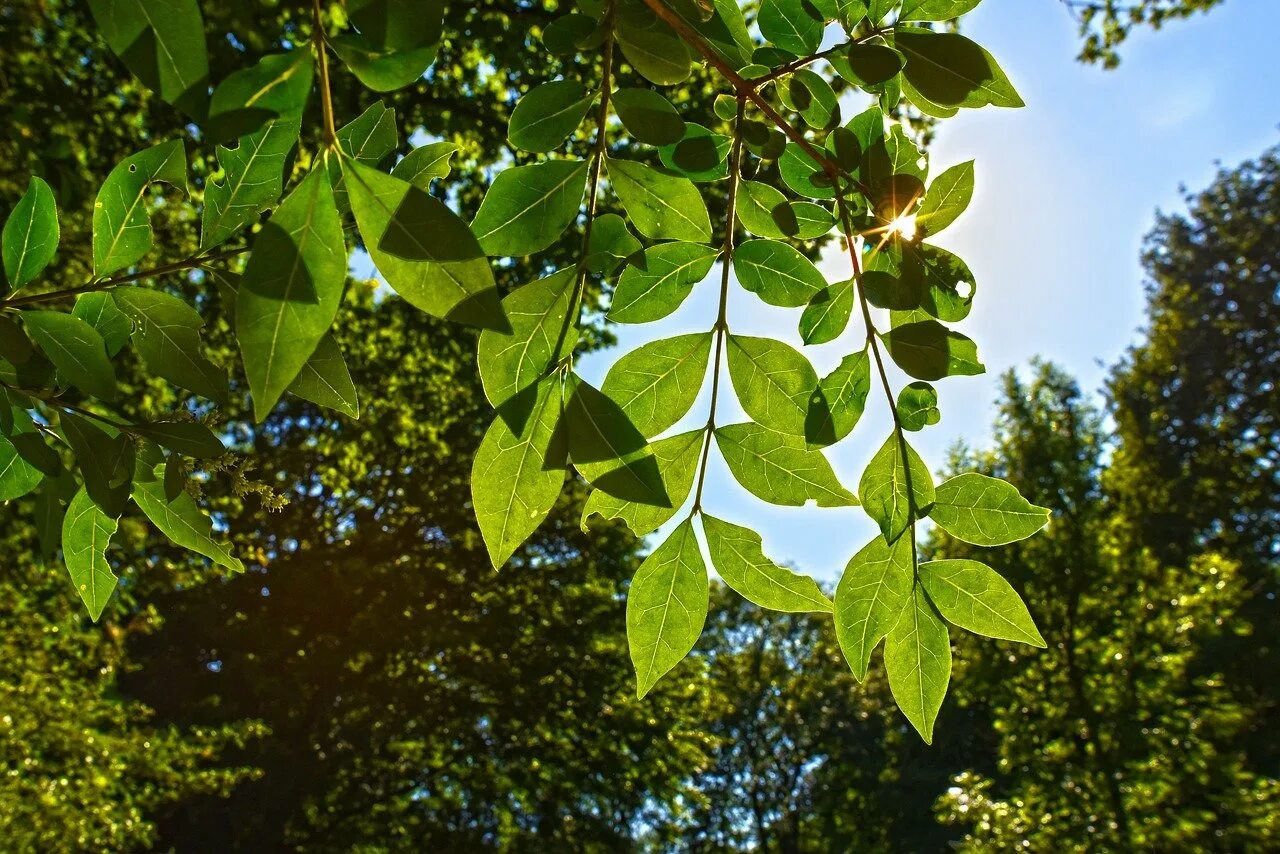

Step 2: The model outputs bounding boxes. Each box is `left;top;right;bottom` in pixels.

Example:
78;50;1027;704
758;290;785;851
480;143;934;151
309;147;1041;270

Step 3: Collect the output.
1060;0;1226;66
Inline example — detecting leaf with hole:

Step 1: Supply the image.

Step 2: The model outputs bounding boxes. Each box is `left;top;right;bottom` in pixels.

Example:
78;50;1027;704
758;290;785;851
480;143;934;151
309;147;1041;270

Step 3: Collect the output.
896;381;940;431
93;140;187;276
73;293;130;357
113;287;228;404
391;141;460;189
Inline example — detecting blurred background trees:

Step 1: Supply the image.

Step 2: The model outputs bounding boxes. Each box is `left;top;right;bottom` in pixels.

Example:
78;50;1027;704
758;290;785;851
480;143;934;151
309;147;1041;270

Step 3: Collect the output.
2;0;1276;850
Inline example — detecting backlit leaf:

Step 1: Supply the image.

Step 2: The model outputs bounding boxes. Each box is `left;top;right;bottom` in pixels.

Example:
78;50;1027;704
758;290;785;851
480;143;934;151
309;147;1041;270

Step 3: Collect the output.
391;141;460;189
734;239;827;308
92;140;187;276
919;559;1045;646
627;519;708;697
612;88;686;146
805;349;871;446
915;160;974;237
508;80;596;152
601;333;711;439
477;268;578;408
860;432;935;542
22;311;116;401
609;242;719;323
606;157;712;243
471;160;589;257
582;429;702;536
132;446;243;572
716;422;857;507
113;287;229;403
896;381;940;431
896;27;1024;110
835;533;914;679
881;320;985;380
884;583;952;743
61;488;119;621
703;514;831;613
565;375;669;506
930;471;1050;546
87;0;209;120
727;335;818;436
800;278;854;345
287;333;360;418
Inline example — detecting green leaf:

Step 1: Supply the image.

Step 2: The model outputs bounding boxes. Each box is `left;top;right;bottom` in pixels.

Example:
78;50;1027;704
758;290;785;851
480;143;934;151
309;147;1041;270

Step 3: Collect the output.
627;518;708;697
585;213;642;275
733;239;827;308
477;268;578;408
330;36;437;92
834;533;914;679
702;514;832;613
727;335;818;436
205;47;312;143
799;279;854;345
22;311;116;400
131;447;243;573
346;0;444;51
736;180;832;239
860;432;935;542
896;381;940;431
287;333;360;418
716;422;858;507
805;349;871;446
919;559;1045;646
880;320;985;380
543;14;598;55
72;293;130;357
659;124;731;182
471;379;567;569
3;177;59;288
910;243;977;322
112;287;229;403
778;143;835;201
0;425;44;501
884;583;951;743
391;141;460;189
606;157;712;243
508;80;596;152
601;332;711;439
330;102;399;215
471;160;589;257
93;140;187;276
164;453;186;501
612;87;686;146
900;0;982;22
843;43;906;87
345;158;505;330
616;11;691;85
61;487;119;621
87;0;209;120
237;165;347;422
565;375;669;506
758;0;822;55
895;27;1024;110
202;118;304;251
916;160;974;237
782;69;839;130
131;422;224;459
608;242;719;323
582;429;702;537
59;413;133;518
930;471;1050;546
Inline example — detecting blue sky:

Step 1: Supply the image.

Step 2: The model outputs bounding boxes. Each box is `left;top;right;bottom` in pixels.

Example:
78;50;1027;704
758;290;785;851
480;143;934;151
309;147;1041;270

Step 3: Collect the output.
576;0;1280;581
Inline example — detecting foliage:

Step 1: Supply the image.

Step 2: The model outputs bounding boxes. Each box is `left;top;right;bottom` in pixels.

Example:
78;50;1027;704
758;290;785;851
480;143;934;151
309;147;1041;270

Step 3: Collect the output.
0;0;1055;741
1060;0;1226;67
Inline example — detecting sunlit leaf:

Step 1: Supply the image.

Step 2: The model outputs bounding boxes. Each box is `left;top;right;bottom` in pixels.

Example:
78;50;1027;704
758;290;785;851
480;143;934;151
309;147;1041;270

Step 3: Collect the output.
627;518;708;697
703;514;831;613
919;559;1046;646
2;177;59;289
835;533;914;679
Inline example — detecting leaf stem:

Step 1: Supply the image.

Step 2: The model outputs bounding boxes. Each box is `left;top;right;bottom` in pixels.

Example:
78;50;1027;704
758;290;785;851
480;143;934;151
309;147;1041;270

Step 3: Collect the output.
690;98;746;516
0;246;249;309
555;0;616;367
312;0;338;148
